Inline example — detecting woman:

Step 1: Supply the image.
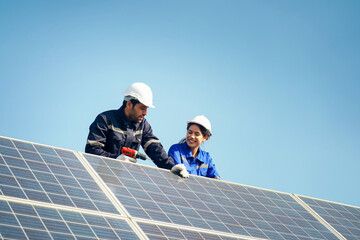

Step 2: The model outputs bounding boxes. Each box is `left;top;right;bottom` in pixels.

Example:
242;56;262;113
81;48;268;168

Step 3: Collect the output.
168;115;220;179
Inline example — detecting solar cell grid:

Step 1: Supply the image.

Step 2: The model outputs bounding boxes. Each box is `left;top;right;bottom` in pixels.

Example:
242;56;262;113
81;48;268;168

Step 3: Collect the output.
197;192;218;204
4;137;360;240
185;181;207;192
0;137;14;147
248;202;270;215
0;199;140;240
298;195;360;240
119;168;140;180
147;209;172;222
244;227;268;239
135;170;156;182
207;219;231;232
148;191;173;205
35;144;58;156
126;206;151;219
0;138;120;215
128;187;152;200
81;152;344;240
168;197;191;209
19;150;43;162
164;215;187;227
149;174;172;187
0;145;21;158
161;224;187;238
13;141;37;152
231;199;252;210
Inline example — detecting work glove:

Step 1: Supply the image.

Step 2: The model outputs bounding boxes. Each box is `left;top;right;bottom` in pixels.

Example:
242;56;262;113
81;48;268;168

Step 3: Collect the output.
171;164;189;178
116;154;137;163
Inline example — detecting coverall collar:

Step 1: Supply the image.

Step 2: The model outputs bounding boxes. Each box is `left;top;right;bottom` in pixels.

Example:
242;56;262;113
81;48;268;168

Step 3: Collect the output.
118;106;140;128
180;141;204;163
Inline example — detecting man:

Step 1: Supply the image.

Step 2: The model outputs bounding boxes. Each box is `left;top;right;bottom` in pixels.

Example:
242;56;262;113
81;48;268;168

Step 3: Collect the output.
85;82;188;177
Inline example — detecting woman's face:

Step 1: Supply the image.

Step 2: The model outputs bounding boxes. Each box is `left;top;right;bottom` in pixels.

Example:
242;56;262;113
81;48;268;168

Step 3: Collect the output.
186;124;207;150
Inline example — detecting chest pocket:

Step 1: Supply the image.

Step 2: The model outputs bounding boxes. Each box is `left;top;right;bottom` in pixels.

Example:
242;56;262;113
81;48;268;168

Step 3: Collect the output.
132;134;142;150
111;132;126;153
198;164;208;177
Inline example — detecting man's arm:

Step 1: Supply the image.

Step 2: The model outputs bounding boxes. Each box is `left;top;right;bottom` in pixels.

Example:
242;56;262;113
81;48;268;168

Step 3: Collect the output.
85;114;118;158
141;121;174;170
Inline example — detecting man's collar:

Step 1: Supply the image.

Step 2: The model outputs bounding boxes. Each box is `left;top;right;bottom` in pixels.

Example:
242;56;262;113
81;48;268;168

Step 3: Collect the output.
119;106;140;128
119;106;130;125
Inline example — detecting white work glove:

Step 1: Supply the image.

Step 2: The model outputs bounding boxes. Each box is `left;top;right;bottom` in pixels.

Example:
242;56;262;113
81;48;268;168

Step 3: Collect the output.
116;154;137;163
171;164;189;178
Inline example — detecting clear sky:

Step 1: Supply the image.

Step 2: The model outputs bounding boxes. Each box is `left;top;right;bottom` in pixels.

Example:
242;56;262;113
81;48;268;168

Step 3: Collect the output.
1;1;359;207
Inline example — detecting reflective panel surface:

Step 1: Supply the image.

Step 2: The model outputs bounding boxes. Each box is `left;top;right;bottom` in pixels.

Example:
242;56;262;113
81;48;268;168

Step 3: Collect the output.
0;199;139;240
299;195;360;240
82;153;340;240
0;137;119;214
2;136;359;240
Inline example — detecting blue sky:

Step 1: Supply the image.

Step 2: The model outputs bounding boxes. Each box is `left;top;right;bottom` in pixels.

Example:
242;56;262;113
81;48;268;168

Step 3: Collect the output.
1;1;359;207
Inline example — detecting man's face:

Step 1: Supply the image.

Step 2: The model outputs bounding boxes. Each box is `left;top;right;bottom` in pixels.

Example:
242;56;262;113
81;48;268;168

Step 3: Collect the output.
127;102;148;123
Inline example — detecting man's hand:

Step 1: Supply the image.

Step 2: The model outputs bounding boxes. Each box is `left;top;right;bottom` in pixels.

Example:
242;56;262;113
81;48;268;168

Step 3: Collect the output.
171;164;189;178
117;154;137;163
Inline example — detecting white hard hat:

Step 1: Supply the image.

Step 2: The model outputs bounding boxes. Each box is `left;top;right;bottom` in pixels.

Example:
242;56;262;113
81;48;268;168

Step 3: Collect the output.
123;82;155;108
187;115;212;136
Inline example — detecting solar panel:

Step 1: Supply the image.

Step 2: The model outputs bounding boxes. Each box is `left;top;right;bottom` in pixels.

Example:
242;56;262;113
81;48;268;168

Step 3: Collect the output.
0;199;140;240
80;152;341;240
296;195;360;240
1;136;359;240
0;137;119;214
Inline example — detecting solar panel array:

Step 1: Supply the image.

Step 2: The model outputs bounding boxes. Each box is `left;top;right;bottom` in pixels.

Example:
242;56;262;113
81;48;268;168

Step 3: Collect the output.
0;136;359;240
297;195;360;240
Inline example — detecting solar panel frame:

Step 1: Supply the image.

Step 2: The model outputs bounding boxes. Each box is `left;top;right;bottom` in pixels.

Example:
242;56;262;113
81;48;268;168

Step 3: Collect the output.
135;220;260;240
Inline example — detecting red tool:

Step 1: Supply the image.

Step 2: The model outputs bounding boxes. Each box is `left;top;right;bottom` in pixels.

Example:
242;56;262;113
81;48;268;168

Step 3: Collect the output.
121;147;148;160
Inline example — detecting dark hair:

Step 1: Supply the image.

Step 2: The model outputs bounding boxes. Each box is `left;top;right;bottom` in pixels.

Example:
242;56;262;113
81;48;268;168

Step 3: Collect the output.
179;123;210;144
187;123;209;138
122;98;140;108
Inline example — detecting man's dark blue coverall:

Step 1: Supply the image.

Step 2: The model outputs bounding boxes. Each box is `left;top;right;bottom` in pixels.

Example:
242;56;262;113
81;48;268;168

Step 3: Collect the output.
85;106;174;170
